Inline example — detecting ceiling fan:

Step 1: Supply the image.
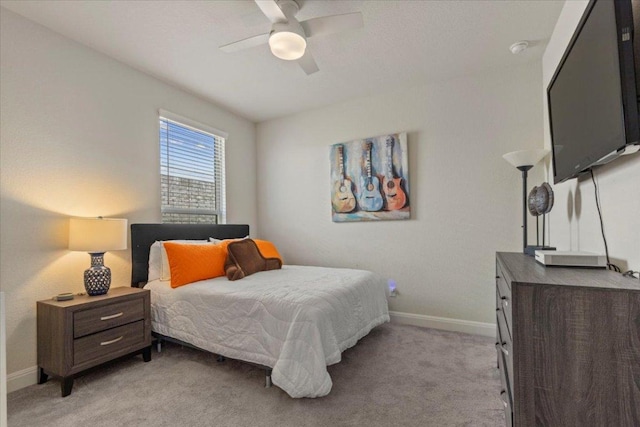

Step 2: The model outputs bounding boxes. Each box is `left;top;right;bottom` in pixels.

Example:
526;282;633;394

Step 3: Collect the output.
220;0;364;75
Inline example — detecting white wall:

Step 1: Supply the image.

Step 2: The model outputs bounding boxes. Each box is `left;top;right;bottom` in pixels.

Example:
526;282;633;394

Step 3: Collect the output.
543;1;640;271
256;61;545;330
0;9;257;390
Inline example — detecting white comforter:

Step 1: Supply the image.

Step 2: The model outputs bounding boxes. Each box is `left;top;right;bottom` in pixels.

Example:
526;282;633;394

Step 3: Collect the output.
144;265;390;398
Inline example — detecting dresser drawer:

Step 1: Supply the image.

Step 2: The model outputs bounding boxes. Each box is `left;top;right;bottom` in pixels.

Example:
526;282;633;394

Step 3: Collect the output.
496;264;512;338
74;299;144;338
74;320;145;366
496;303;514;394
497;343;513;427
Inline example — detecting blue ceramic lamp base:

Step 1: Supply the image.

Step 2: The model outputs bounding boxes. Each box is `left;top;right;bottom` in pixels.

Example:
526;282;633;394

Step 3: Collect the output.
84;252;111;296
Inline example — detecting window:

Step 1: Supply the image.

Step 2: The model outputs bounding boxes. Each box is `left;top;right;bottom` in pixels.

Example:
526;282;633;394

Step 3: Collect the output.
159;110;226;224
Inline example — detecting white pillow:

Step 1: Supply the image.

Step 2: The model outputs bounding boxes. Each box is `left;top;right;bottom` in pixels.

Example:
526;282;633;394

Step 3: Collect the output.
148;241;163;282
146;240;209;282
209;236;249;243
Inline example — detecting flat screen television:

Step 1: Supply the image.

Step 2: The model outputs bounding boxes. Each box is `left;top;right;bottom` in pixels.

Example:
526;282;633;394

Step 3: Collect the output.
547;0;640;184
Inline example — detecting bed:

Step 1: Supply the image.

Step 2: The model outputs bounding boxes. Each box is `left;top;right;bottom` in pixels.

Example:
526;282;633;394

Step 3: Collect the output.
131;224;390;398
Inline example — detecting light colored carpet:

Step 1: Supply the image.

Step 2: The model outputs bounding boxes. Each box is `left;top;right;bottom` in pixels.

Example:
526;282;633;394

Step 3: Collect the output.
8;323;505;426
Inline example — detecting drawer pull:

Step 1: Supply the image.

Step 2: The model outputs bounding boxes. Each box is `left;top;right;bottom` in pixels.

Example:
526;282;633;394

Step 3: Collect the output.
100;312;124;321
100;336;124;346
500;390;508;408
500;342;509;356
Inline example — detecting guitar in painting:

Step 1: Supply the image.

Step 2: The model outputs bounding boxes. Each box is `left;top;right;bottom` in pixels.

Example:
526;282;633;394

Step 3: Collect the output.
382;136;407;210
359;141;384;212
332;145;356;213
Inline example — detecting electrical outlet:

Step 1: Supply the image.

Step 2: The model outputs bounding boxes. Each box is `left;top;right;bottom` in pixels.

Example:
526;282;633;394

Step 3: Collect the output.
388;279;398;297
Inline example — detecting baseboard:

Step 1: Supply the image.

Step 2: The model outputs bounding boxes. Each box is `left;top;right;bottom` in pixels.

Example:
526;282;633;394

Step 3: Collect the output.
7;366;37;394
389;311;495;337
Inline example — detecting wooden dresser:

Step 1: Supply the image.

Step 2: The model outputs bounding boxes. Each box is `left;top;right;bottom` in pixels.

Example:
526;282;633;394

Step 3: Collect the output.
37;287;151;396
495;252;640;426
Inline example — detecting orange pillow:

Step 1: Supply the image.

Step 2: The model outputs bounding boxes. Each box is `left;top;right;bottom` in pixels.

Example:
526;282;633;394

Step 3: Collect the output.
253;239;283;264
163;242;226;288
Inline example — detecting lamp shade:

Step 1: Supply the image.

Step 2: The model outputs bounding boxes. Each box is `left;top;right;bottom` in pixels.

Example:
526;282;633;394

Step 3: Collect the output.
69;217;127;252
502;149;550;168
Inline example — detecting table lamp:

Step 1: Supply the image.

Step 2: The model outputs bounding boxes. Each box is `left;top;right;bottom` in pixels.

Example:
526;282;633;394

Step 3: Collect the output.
69;217;128;296
502;149;549;255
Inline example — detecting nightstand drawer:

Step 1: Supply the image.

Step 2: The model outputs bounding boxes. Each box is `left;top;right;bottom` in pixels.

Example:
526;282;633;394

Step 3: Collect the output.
74;320;145;366
74;299;144;338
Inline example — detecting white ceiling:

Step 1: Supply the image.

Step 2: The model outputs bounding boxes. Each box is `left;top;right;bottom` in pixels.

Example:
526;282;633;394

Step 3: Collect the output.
0;0;565;122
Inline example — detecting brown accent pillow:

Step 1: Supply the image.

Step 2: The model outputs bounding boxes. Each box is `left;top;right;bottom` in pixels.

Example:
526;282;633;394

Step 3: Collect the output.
225;239;282;281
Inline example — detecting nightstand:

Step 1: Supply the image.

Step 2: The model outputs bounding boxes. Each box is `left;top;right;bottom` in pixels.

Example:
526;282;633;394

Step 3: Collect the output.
37;287;152;397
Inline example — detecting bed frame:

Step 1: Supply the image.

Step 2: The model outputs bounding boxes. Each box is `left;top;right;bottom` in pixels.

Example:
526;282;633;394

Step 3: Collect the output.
129;223;273;387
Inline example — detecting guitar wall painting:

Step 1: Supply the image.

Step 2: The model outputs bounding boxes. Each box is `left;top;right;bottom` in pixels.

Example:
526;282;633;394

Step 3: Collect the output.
331;145;357;214
330;133;410;222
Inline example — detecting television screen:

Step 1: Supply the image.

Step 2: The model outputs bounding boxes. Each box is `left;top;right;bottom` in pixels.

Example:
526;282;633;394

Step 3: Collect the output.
547;0;636;183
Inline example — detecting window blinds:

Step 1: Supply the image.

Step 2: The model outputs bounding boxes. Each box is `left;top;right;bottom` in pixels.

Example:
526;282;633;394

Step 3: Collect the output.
159;114;226;224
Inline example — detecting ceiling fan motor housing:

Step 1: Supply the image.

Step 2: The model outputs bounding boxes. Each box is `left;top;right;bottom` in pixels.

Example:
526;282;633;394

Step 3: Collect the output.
269;1;306;60
277;0;301;20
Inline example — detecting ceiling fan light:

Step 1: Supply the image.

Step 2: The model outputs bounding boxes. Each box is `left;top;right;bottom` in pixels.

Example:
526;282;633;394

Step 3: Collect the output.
269;31;306;60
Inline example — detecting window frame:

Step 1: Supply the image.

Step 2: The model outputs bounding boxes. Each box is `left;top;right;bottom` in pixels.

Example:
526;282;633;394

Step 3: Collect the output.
158;109;227;224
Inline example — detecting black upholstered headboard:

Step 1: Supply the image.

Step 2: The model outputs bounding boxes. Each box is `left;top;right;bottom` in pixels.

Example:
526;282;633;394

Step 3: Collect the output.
130;223;250;287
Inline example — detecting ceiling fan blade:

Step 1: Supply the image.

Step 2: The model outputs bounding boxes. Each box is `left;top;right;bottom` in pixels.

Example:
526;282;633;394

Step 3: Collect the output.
220;33;270;53
300;12;363;38
254;0;287;23
298;50;319;75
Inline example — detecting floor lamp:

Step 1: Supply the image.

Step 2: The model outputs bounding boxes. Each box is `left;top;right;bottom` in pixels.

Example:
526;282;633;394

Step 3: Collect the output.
502;149;549;254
